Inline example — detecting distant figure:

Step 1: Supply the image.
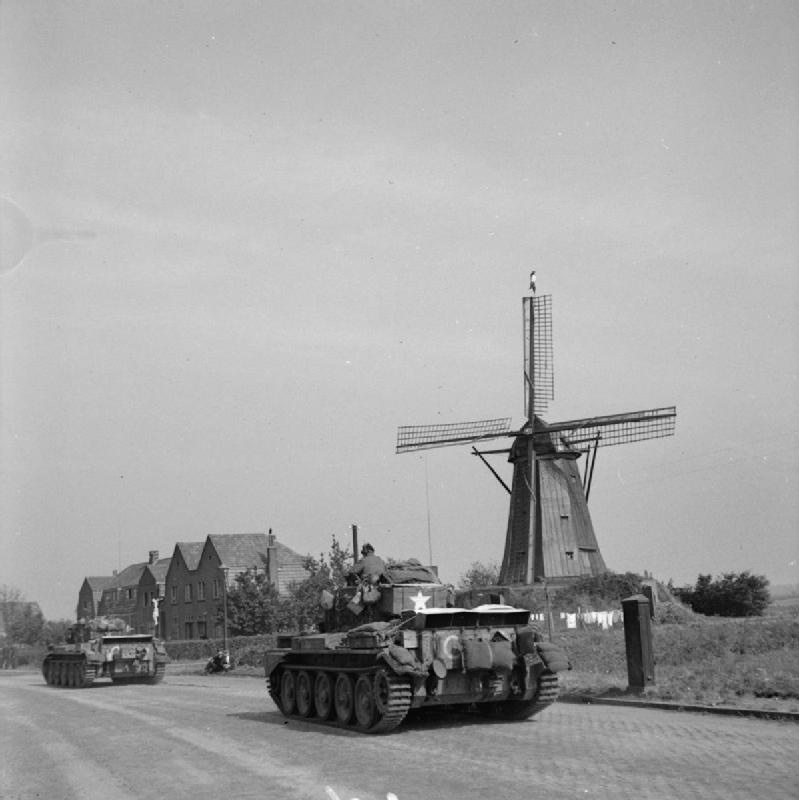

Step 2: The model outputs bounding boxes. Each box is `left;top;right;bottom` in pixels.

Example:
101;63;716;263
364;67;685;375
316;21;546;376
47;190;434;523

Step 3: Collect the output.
529;270;536;294
348;543;387;585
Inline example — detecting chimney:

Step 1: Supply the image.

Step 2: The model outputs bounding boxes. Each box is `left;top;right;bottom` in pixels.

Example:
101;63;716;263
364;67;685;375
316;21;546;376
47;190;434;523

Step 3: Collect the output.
266;528;279;591
149;550;159;565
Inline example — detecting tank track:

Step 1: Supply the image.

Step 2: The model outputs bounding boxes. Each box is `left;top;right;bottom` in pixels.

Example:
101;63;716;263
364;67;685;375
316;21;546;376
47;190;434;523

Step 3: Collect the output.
42;656;94;688
42;656;166;687
268;666;412;734
478;671;559;720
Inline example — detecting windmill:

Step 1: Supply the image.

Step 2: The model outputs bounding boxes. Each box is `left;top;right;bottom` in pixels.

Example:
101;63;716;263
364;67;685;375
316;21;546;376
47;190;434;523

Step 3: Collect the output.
396;283;676;586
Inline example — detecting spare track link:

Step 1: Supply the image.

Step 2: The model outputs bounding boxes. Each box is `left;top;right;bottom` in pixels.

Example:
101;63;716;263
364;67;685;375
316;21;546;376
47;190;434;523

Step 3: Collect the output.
268;666;412;734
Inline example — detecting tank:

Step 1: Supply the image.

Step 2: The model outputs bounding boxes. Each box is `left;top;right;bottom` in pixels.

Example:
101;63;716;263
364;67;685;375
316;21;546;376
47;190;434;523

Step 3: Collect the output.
42;617;168;688
264;561;569;733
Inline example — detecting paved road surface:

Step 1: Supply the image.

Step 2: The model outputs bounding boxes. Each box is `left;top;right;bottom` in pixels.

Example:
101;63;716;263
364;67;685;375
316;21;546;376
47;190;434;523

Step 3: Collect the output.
1;671;796;800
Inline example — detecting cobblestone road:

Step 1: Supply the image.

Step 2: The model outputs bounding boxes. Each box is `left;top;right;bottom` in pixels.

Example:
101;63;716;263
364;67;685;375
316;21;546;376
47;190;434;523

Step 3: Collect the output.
1;672;796;800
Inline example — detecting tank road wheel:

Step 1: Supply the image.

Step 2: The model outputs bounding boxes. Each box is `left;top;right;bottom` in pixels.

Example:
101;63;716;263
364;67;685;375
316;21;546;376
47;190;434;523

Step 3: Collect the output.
334;673;354;726
280;670;297;715
295;671;314;718
354;675;376;730
314;672;333;720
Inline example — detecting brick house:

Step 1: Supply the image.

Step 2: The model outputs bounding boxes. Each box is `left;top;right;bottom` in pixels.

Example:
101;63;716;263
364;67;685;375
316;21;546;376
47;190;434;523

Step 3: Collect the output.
76;576;117;621
163;541;205;640
163;531;310;641
96;551;163;632
137;554;172;635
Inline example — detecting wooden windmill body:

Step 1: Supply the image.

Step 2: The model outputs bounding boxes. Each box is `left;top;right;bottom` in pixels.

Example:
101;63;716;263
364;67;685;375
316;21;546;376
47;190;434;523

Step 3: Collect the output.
396;289;676;586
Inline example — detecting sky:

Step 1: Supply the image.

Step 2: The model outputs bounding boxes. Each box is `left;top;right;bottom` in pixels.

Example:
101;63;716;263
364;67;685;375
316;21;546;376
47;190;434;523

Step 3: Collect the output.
1;0;797;620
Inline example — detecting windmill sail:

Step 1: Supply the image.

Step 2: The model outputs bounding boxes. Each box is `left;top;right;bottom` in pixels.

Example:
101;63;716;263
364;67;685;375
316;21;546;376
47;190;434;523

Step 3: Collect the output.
524;295;554;418
396;418;512;454
536;406;677;451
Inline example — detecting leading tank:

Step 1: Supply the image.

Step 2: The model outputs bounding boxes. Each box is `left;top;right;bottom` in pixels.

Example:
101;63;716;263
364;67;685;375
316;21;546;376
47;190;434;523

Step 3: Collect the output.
42;617;168;688
264;561;569;733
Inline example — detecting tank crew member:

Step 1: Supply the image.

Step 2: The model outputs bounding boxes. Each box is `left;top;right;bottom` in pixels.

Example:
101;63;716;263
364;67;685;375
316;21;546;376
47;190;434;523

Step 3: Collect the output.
348;543;387;584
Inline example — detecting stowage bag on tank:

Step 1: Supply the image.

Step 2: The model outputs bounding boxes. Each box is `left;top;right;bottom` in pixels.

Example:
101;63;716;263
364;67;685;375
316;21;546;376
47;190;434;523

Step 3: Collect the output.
536;641;570;673
463;639;516;672
490;640;516;672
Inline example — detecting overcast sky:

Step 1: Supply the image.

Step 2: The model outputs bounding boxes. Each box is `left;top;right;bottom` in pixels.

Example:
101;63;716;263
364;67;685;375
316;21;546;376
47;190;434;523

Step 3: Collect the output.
1;1;797;619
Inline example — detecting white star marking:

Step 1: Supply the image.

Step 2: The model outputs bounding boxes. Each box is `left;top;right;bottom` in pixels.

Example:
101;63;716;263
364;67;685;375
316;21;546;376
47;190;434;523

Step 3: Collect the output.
411;590;430;612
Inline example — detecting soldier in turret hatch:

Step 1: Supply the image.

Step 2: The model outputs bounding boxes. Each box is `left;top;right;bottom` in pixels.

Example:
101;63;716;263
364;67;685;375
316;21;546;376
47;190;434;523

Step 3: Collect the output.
348;543;386;585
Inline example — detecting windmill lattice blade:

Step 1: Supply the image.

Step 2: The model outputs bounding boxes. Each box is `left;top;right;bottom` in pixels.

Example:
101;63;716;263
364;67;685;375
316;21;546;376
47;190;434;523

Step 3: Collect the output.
524;295;554;416
396;418;513;454
538;406;676;449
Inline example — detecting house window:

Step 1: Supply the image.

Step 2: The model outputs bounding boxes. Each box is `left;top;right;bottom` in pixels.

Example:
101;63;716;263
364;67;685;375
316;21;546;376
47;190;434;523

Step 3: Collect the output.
185;584;193;602
184;621;193;639
197;620;207;639
214;622;223;639
170;585;177;604
127;588;134;600
213;579;221;599
142;592;149;607
198;582;205;601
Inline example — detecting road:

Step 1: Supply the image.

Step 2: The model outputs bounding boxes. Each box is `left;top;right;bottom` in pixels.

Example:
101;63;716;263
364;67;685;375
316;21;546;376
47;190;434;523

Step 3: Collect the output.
1;670;797;800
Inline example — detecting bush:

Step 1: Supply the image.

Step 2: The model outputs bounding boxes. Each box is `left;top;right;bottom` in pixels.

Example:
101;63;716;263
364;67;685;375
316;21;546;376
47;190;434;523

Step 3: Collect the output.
681;571;771;617
552;572;644;612
458;561;500;589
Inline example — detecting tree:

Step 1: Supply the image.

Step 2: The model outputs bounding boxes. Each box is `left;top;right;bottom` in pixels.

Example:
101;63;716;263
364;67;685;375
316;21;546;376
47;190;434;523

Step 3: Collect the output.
458;561;501;589
40;619;72;646
682;571;770;617
223;536;354;635
282;536;353;632
0;585;44;645
224;568;284;636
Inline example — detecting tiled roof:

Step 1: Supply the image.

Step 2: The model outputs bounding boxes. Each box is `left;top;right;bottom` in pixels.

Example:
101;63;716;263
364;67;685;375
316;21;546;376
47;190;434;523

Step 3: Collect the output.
275;541;312;590
112;562;147;587
207;532;270;571
84;576;117;591
175;542;205;571
144;557;172;583
205;533;311;593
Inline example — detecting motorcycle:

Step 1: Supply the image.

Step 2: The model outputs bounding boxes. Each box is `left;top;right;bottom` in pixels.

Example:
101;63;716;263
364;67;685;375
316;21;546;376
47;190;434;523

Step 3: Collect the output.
204;649;233;674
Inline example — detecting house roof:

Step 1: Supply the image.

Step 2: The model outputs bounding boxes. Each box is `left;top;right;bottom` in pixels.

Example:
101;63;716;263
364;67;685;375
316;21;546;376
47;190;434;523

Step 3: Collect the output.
83;576;117;592
205;532;311;591
207;532;270;571
111;562;148;588
143;557;172;583
174;542;205;571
